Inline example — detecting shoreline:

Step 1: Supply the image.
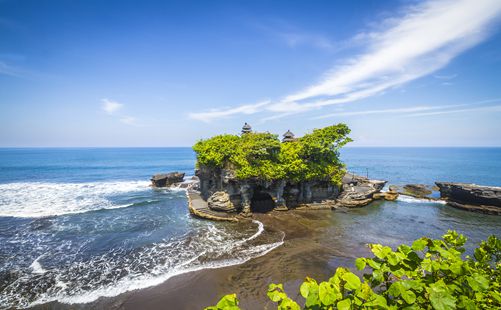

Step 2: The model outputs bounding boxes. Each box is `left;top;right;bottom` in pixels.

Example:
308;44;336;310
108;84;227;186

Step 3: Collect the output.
32;209;365;310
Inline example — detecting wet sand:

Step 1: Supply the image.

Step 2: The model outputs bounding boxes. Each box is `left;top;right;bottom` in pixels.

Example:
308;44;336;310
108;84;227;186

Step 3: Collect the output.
35;209;366;310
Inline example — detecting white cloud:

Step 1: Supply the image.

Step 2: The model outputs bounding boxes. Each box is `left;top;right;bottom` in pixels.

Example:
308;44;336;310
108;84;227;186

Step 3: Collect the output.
311;98;501;119
189;100;270;122
190;0;501;122
101;99;123;115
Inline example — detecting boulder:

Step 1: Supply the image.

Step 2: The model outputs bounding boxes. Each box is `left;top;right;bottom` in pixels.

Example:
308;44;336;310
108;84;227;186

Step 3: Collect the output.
151;172;185;188
401;184;432;198
336;175;386;208
374;189;399;201
208;191;236;212
436;182;501;215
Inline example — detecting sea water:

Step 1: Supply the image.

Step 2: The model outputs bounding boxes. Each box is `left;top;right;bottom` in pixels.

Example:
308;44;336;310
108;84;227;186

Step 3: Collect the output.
0;148;282;308
0;147;500;308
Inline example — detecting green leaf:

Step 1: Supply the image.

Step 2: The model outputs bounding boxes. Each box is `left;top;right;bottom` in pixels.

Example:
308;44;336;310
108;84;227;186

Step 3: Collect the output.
364;293;388;308
299;277;318;298
412;238;428;251
371;244;392;259
337;298;352;310
401;290;416;304
428;281;456;310
467;273;489;292
319;281;337;305
342;272;361;290
214;294;240;310
279;299;300;310
267;283;286;302
355;258;366;270
366;258;381;269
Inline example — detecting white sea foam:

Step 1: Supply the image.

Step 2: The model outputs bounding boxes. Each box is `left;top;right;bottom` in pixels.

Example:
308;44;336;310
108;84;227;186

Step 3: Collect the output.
0;181;151;218
397;195;446;205
29;256;46;274
24;222;284;307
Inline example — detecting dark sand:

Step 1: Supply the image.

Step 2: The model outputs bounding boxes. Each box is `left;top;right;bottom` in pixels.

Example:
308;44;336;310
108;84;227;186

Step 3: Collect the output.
34;210;370;310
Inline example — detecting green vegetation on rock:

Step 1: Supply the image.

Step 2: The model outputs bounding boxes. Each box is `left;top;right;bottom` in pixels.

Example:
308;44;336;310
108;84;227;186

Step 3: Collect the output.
193;124;352;185
206;231;501;310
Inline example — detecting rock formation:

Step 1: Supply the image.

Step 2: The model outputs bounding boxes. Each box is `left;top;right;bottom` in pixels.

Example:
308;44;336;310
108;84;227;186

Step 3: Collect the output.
336;173;387;207
373;188;399;201
400;184;432;198
194;166;386;215
151;172;185;187
208;191;236;212
435;182;501;215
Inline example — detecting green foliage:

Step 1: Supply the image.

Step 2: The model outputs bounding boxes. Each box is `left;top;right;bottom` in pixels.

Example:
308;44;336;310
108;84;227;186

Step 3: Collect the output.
193;124;352;184
205;293;240;310
206;231;501;309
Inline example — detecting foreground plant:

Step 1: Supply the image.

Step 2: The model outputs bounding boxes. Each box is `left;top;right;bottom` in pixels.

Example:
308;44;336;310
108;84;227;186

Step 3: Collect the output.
206;230;501;310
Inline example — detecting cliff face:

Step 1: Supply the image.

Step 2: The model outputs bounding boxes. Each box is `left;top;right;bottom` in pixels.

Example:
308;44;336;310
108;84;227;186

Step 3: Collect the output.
436;182;501;214
195;165;340;215
195;166;389;216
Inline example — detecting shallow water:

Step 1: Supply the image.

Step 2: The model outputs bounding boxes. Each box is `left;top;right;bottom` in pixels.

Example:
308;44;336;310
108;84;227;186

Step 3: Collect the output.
0;147;500;309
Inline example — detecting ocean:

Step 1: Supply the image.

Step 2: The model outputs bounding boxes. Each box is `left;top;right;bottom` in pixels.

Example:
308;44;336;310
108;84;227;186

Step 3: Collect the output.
0;147;500;308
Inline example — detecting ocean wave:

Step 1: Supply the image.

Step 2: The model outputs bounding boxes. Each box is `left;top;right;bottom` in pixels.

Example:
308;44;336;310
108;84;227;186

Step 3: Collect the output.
397;195;446;205
0;181;153;218
0;220;284;308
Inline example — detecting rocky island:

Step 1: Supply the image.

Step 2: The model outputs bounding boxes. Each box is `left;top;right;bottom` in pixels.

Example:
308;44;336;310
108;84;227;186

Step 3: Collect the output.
182;123;393;221
150;124;501;219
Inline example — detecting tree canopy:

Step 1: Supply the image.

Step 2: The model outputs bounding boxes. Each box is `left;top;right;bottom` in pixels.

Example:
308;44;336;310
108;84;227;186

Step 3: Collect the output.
192;124;353;185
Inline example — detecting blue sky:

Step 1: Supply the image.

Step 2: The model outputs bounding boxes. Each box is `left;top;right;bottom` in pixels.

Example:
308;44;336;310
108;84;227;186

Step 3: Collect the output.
1;0;501;147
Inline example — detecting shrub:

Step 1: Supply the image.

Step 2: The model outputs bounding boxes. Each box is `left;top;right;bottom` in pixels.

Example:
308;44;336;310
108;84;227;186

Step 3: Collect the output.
206;231;501;310
192;124;352;185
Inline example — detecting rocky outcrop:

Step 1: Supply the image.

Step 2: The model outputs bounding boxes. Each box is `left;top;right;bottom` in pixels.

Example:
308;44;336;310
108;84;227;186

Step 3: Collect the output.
208;191;236;212
151;172;185;187
373;188;399;201
400;184;432;198
336;173;386;208
196;165;342;214
436;182;501;215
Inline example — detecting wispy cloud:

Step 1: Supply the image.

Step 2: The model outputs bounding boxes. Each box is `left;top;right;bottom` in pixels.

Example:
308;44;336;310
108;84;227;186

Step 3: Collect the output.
101;99;123;115
312;98;501;119
190;0;501;122
253;19;337;51
406;104;501;117
189;100;270;122
100;99;140;126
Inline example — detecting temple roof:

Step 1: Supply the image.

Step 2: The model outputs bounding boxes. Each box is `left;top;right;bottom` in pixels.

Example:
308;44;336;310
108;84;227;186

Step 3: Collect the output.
241;122;252;134
282;129;295;142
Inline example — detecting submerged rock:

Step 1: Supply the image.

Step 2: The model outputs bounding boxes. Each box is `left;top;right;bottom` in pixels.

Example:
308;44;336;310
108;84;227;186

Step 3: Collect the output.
436;182;501;215
208;191;236;212
151;172;185;188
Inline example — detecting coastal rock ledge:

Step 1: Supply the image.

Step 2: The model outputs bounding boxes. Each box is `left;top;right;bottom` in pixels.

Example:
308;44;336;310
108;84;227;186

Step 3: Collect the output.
151;172;185;187
435;182;501;215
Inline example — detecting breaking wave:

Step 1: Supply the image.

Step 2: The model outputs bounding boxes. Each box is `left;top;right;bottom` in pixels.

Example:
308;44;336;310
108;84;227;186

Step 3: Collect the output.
397;194;446;204
0;181;153;217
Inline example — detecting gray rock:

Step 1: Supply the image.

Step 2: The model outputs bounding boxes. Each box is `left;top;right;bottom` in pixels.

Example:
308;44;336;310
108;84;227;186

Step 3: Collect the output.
151;172;185;187
208;191;236;212
401;184;432;198
336;176;386;208
436;182;501;215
